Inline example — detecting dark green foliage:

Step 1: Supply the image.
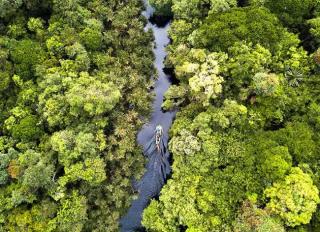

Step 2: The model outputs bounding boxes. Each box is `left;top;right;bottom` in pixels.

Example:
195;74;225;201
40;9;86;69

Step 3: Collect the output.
149;0;172;17
264;0;320;27
11;115;42;141
10;40;46;80
80;21;103;51
191;7;299;53
0;0;23;18
0;71;10;91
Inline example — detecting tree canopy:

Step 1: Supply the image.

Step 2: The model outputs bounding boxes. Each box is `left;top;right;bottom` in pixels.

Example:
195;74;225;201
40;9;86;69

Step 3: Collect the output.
0;0;154;230
143;0;320;231
2;0;320;231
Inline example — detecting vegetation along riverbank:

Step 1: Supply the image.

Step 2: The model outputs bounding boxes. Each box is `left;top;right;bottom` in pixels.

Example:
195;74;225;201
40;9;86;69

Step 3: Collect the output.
143;0;320;231
1;0;320;231
0;0;154;230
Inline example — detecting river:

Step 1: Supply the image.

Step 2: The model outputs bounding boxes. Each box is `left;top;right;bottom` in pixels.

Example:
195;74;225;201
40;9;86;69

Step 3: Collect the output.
120;0;176;231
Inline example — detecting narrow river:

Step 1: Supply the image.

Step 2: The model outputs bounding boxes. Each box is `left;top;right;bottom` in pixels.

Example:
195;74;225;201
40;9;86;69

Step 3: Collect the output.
137;1;176;146
120;0;176;231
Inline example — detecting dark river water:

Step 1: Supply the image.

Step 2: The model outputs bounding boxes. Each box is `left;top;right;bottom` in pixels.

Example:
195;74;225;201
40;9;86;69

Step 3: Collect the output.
137;2;175;146
120;0;176;231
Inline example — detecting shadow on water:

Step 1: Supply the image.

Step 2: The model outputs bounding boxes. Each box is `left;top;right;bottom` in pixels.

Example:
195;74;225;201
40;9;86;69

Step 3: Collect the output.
149;14;173;27
119;1;177;231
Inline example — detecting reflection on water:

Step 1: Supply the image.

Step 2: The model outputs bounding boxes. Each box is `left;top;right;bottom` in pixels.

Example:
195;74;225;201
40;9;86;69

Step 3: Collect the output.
120;0;176;231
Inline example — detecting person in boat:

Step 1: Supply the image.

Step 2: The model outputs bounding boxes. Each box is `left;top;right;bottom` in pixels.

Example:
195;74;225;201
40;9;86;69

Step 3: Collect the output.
155;125;163;153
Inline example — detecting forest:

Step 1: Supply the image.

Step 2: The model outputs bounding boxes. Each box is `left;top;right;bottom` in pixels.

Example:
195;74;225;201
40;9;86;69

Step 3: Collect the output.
1;0;320;231
0;0;154;231
143;0;320;231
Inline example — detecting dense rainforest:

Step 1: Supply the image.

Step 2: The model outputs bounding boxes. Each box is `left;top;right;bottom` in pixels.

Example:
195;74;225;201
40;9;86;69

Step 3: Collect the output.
2;0;320;231
142;0;320;231
0;0;155;231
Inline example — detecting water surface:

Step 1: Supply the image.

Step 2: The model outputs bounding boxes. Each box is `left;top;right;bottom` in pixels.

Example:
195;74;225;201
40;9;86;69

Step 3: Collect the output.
120;0;176;231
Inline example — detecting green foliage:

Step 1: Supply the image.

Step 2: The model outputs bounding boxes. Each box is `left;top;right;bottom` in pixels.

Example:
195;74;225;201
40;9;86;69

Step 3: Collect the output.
265;167;320;226
0;71;11;91
0;0;154;230
59;157;106;186
172;48;227;105
0;0;23;18
258;146;292;184
162;85;188;110
308;17;320;46
66;73;121;117
149;0;173;17
168;20;194;45
18;150;54;190
143;131;259;231
49;191;88;232
51;129;103;165
173;0;237;21
171;0;210;22
27;17;45;39
224;42;272;95
2;0;320;230
190;7;299;53
209;0;237;13
247;0;265;6
80;19;103;51
144;0;320;231
187;53;224;105
27;18;44;32
150;0;237;26
0;153;10;185
11;115;43;141
276;122;317;164
264;0;320;27
10;39;46;80
5;200;57;232
170;129;201;156
233;201;285;232
252;73;281;97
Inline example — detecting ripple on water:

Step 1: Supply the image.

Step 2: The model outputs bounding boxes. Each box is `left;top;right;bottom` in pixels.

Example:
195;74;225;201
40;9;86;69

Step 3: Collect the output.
119;0;177;231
